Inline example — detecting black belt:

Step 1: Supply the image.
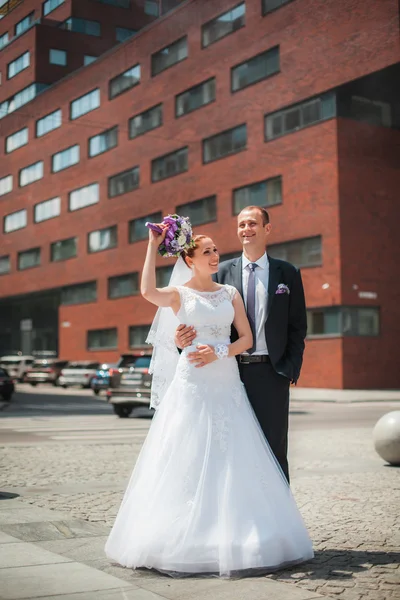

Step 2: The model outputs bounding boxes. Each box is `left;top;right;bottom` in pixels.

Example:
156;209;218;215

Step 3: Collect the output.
239;355;271;364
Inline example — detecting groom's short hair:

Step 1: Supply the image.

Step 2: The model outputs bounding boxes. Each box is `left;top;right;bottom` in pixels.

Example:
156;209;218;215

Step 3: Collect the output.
241;206;270;226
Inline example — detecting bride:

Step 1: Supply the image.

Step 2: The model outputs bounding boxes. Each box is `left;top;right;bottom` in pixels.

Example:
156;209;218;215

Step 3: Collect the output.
104;222;314;577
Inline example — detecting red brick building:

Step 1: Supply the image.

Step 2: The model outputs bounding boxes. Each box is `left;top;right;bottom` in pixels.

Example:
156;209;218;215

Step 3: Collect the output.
0;0;399;389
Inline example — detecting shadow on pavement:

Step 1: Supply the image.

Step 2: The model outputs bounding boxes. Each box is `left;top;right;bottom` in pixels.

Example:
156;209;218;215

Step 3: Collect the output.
0;391;113;418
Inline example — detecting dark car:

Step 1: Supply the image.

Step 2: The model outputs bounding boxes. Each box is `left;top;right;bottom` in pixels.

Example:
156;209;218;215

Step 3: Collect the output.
91;363;116;395
107;354;152;418
0;368;15;402
25;359;69;386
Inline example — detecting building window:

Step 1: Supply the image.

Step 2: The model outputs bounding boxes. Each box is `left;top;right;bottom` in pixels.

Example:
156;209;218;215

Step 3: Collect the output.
4;209;27;233
307;306;380;337
268;236;322;268
177;196;217;226
60;18;101;36
43;0;65;16
203;124;246;163
176;78;215;117
0;32;9;50
94;0;130;6
129;211;162;243
84;55;97;66
52;144;79;172
152;147;188;182
70;89;100;120
19;161;44;187
129;104;162;139
116;27;137;42
350;96;392;128
108;272;139;299
232;46;279;92
265;92;336;140
51;237;77;261
6;127;28;153
36;108;62;137
34;197;61;223
7;51;30;79
88;225;117;253
18;248;41;271
0;83;49;120
69;183;99;211
202;3;245;48
144;0;158;16
108;166;139;197
15;13;35;36
262;0;293;15
109;64;140;99
89;126;118;157
151;36;187;76
156;265;173;287
129;324;150;347
233;176;282;214
0;255;11;275
220;251;241;262
0;175;13;196
87;328;117;350
49;49;67;66
61;281;97;305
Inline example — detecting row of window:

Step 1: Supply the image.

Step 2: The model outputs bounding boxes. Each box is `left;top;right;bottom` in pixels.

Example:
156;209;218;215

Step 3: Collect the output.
87;303;379;351
2;172;283;232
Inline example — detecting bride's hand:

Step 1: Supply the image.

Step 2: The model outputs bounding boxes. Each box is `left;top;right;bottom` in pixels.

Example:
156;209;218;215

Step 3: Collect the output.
187;344;217;368
149;224;169;248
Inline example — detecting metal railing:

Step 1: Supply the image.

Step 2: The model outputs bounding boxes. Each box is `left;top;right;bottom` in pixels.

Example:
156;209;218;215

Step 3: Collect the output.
0;0;24;19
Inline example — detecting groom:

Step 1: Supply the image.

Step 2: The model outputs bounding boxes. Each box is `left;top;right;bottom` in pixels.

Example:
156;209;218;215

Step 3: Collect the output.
176;206;307;483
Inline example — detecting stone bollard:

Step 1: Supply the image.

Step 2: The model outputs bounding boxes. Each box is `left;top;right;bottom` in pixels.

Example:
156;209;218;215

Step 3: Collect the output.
373;411;400;466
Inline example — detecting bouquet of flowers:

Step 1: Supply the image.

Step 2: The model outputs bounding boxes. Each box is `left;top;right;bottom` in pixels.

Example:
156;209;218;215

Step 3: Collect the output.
145;214;195;257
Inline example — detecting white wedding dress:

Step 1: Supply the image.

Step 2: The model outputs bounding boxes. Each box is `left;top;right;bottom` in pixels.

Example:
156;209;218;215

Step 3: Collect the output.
105;284;314;577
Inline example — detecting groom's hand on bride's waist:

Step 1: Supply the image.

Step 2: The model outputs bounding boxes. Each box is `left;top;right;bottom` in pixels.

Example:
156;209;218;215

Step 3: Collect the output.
187;345;218;368
175;324;196;349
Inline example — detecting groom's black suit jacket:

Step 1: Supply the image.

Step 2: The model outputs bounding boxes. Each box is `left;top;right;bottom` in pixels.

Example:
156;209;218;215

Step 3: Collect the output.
213;255;307;384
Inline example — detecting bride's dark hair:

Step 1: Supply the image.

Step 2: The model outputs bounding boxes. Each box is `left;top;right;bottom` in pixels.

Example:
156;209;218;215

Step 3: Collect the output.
181;234;208;267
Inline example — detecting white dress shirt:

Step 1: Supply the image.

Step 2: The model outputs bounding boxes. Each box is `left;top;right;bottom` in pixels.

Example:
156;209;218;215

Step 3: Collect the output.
242;252;269;355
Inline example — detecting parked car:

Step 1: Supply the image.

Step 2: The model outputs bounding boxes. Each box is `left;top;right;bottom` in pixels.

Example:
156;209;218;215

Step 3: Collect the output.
107;354;152;418
25;359;69;386
0;355;34;382
91;363;116;395
0;367;15;402
58;361;100;389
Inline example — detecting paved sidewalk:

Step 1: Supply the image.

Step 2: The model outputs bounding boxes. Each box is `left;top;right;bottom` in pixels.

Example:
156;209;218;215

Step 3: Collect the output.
0;499;328;600
290;388;400;403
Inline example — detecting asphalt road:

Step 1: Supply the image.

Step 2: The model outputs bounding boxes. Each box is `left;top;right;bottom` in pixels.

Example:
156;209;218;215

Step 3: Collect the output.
0;383;398;446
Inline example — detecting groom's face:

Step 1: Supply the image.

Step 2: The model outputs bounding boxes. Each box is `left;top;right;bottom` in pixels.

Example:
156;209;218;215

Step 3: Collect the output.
237;208;271;252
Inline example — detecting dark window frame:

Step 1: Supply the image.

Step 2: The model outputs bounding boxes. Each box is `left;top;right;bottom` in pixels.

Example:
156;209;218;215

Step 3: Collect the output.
15;12;35;36
108;272;139;299
50;237;78;262
87;225;118;254
108;165;140;198
201;2;245;49
51;144;80;173
176;195;217;227
232;175;283;215
151;36;188;77
268;235;322;269
128;103;163;139
129;211;162;243
87;327;118;350
151;146;188;183
0;255;11;276
61;281;97;305
231;45;280;93
175;77;216;118
202;123;247;164
262;0;294;16
109;63;140;99
306;305;380;338
17;247;41;271
70;88;100;120
129;324;151;348
88;125;118;158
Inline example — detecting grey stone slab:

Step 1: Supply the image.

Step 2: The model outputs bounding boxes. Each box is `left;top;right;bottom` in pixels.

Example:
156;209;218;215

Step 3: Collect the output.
0;532;21;544
84;558;162;584
140;577;325;600
0;519;108;542
0;506;67;524
0;500;28;511
0;541;72;569
138;577;229;600
35;535;108;562
0;561;132;599
21;588;167;600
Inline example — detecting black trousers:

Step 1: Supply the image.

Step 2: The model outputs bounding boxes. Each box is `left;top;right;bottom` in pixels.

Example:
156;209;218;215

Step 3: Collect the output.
239;362;290;484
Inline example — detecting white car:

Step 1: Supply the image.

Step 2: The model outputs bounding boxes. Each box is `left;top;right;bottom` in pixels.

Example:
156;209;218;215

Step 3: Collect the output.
58;361;100;389
0;355;34;382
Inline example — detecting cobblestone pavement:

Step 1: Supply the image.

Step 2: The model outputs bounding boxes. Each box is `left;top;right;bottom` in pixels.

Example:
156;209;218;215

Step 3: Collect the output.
1;414;399;600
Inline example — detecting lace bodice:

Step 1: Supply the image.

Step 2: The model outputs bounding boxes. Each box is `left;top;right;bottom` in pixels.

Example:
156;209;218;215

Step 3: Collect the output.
176;285;236;345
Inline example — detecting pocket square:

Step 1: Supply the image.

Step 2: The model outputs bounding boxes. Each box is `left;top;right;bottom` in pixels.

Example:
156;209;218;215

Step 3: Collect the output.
275;283;290;295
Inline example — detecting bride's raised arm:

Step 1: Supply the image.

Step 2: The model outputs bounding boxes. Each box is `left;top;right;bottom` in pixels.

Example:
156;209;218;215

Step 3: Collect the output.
141;225;180;311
